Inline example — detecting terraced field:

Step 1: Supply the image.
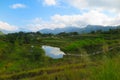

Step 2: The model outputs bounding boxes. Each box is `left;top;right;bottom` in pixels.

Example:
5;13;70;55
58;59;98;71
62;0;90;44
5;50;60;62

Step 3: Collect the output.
0;29;120;80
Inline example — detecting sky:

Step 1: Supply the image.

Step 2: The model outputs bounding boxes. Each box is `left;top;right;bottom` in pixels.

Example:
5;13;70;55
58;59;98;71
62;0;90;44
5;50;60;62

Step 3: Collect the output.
0;0;120;32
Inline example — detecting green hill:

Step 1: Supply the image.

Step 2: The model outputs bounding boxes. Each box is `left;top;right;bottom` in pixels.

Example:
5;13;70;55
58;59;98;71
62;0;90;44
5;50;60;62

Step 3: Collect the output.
0;29;120;80
0;31;3;35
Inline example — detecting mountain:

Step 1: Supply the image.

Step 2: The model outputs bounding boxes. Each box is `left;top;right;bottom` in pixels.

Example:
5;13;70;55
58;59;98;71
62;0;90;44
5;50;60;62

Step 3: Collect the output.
40;27;81;34
81;25;116;33
39;25;118;34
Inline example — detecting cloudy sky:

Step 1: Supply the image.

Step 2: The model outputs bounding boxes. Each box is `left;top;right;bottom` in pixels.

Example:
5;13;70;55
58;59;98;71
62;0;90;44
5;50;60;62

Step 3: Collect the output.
0;0;120;32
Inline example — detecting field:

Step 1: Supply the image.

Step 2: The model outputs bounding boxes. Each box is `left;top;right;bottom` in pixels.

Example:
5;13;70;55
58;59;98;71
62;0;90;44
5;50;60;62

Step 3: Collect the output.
0;29;120;80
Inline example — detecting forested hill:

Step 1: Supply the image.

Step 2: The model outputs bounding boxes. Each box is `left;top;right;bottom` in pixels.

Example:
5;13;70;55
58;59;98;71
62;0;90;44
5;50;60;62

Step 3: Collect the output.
39;25;119;34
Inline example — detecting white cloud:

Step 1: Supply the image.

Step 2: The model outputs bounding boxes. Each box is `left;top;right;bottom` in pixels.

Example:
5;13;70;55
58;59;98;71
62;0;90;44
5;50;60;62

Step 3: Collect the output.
26;0;120;32
51;11;113;27
32;18;43;24
43;0;57;6
0;21;19;31
52;11;120;26
27;10;120;32
27;21;65;32
10;3;26;9
41;0;120;12
107;14;120;26
65;0;120;13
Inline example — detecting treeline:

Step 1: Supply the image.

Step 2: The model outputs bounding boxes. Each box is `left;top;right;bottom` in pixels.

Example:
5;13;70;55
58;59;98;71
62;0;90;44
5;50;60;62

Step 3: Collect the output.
0;28;120;45
90;28;120;34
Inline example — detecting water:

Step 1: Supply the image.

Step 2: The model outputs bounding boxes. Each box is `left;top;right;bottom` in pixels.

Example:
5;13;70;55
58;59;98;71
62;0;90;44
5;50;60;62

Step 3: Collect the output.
42;45;65;59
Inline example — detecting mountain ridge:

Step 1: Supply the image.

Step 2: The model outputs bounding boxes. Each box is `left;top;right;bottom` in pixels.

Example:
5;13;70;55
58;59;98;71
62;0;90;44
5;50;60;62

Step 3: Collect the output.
39;25;118;34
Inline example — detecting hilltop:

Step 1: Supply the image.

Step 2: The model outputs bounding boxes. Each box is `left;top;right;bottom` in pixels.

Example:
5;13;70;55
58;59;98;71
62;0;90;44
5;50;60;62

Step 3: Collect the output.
39;25;118;34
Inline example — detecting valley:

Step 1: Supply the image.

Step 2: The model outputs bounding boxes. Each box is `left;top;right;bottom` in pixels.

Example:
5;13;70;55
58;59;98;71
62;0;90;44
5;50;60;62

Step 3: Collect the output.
0;28;120;80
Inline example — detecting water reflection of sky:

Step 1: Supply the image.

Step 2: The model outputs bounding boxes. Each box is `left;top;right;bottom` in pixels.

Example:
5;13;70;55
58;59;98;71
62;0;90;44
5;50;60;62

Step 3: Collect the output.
42;46;65;59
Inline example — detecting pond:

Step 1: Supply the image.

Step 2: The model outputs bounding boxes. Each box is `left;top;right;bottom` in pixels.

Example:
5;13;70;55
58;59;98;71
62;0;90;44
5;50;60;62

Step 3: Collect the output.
42;45;65;59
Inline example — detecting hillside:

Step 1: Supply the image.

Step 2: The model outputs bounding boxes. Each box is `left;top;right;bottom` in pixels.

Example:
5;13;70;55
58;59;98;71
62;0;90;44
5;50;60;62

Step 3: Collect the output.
0;28;120;80
0;31;3;35
39;25;117;34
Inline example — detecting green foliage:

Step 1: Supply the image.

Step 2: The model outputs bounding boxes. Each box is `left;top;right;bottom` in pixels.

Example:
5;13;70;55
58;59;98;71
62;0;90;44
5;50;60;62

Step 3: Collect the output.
90;56;120;80
0;29;120;80
63;38;105;54
0;31;3;35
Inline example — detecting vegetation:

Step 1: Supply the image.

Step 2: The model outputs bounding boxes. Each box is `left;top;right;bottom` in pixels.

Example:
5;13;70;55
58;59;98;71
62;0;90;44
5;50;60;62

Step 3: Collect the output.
0;28;120;80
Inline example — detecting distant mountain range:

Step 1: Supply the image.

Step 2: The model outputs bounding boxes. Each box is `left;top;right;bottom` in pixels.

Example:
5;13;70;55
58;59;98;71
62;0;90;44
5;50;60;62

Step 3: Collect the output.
40;25;118;34
0;25;119;34
40;27;81;34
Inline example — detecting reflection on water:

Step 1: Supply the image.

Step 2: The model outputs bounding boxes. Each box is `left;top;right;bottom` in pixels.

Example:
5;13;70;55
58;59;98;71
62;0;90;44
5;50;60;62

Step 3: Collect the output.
42;45;65;59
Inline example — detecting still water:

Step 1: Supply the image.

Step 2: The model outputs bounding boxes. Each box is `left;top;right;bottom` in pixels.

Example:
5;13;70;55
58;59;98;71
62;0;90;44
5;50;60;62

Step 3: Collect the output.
42;45;65;59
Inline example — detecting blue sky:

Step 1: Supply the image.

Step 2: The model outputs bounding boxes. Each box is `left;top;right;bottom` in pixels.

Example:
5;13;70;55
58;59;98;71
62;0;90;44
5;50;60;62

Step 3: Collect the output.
0;0;120;32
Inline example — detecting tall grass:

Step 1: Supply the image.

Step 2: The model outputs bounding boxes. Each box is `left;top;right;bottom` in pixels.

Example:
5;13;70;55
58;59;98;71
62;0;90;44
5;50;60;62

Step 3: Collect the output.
90;55;120;80
63;38;105;54
22;55;120;80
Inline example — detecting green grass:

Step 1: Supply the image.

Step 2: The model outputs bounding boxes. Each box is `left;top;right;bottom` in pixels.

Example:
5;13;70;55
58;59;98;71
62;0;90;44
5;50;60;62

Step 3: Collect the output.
90;56;120;80
62;38;105;54
22;55;120;80
1;54;120;80
0;30;120;80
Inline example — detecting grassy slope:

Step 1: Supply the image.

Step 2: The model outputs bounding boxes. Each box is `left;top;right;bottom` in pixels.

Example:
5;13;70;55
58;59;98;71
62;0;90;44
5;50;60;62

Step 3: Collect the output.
0;29;120;80
0;31;3;35
23;55;120;80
